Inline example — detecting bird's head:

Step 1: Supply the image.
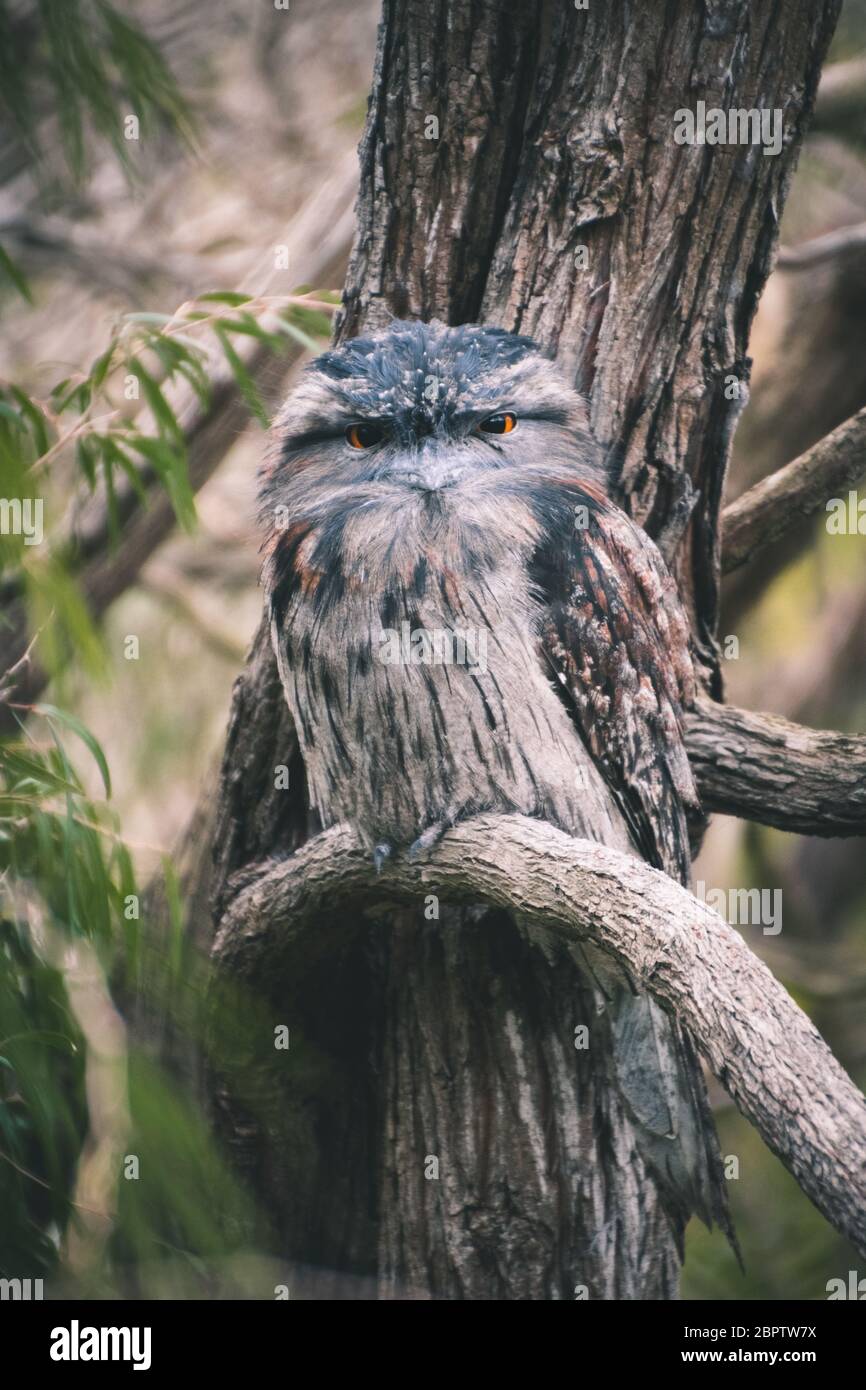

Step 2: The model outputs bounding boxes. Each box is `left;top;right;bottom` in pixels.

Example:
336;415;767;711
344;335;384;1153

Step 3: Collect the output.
262;319;605;511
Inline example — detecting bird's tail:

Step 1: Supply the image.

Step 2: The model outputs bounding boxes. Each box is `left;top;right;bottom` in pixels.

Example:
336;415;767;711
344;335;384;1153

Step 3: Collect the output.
609;989;741;1262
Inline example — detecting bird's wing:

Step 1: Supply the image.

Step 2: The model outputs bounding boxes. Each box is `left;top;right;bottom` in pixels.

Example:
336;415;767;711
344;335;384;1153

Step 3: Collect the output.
531;477;738;1251
532;477;699;884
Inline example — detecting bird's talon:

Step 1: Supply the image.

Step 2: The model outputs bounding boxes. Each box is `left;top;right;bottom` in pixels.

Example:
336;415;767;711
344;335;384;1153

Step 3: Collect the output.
408;820;448;860
373;842;393;875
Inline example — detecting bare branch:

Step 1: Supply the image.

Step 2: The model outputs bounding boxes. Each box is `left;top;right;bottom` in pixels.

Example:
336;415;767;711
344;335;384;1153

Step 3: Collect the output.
777;220;866;269
212;813;866;1259
721;405;866;573
685;696;866;836
0;215;204;295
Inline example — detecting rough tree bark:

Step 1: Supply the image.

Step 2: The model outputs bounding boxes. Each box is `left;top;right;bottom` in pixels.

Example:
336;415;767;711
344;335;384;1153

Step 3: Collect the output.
206;0;845;1300
210;817;866;1260
686;696;866;836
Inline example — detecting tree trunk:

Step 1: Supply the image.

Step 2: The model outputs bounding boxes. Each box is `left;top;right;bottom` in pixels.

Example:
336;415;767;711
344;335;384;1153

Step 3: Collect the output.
207;0;841;1299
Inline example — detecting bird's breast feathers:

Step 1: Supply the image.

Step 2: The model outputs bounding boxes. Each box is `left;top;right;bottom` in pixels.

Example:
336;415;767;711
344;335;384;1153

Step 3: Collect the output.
265;474;637;853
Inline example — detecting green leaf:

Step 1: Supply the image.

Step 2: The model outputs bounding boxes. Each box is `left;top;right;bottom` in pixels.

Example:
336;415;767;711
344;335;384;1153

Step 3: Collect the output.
23;560;106;686
215;328;269;428
33;705;112;799
290;306;333;339
105;440;148;505
0;746;81;798
0;245;33;303
130;437;196;532
220;312;284;347
75;435;98;490
196;291;252;307
123;311;176;326
164;332;208;356
173;359;211;408
53;380;91;415
9;388;50;457
130;360;184;447
274;316;323;355
0;1030;77;1056
89;344;116;391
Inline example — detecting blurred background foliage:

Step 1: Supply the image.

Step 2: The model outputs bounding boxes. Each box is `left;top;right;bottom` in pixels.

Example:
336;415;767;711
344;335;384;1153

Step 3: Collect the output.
0;0;863;1299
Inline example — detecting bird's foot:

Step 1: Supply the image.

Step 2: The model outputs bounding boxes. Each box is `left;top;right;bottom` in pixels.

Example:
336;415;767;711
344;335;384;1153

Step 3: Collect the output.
408;822;445;862
373;842;393;875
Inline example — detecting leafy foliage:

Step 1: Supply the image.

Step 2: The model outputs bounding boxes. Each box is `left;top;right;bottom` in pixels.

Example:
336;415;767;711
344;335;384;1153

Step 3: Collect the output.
0;0;194;185
0;710;273;1288
0;0;342;1299
0;270;335;1283
0;287;334;684
0;707;128;1276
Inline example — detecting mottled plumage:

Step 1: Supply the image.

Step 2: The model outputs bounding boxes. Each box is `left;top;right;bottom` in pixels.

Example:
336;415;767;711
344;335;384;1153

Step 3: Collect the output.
259;319;731;1251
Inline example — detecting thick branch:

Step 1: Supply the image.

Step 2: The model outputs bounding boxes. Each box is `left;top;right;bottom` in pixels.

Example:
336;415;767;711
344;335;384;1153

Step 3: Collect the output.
686;696;866;835
212;813;866;1259
721;405;866;573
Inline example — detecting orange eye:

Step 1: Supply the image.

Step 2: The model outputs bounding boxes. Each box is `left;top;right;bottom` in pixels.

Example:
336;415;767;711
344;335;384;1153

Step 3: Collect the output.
346;421;384;449
479;412;517;435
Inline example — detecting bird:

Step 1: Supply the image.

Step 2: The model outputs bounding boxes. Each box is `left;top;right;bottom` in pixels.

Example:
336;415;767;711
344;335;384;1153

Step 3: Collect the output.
258;317;733;1264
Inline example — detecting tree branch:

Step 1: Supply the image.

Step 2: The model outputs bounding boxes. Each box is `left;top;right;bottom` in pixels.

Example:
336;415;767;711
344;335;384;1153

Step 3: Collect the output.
0;215;205;295
777;220;866;269
685;696;866;836
812;55;866;143
721;405;866;573
212;813;866;1259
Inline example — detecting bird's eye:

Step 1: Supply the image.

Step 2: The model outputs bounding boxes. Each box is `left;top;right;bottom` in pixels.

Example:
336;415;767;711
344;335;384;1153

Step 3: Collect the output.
479;412;517;435
346;421;385;449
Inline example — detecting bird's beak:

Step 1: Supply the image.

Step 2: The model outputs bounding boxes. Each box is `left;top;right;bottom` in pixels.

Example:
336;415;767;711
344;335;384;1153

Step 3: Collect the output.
388;438;464;492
